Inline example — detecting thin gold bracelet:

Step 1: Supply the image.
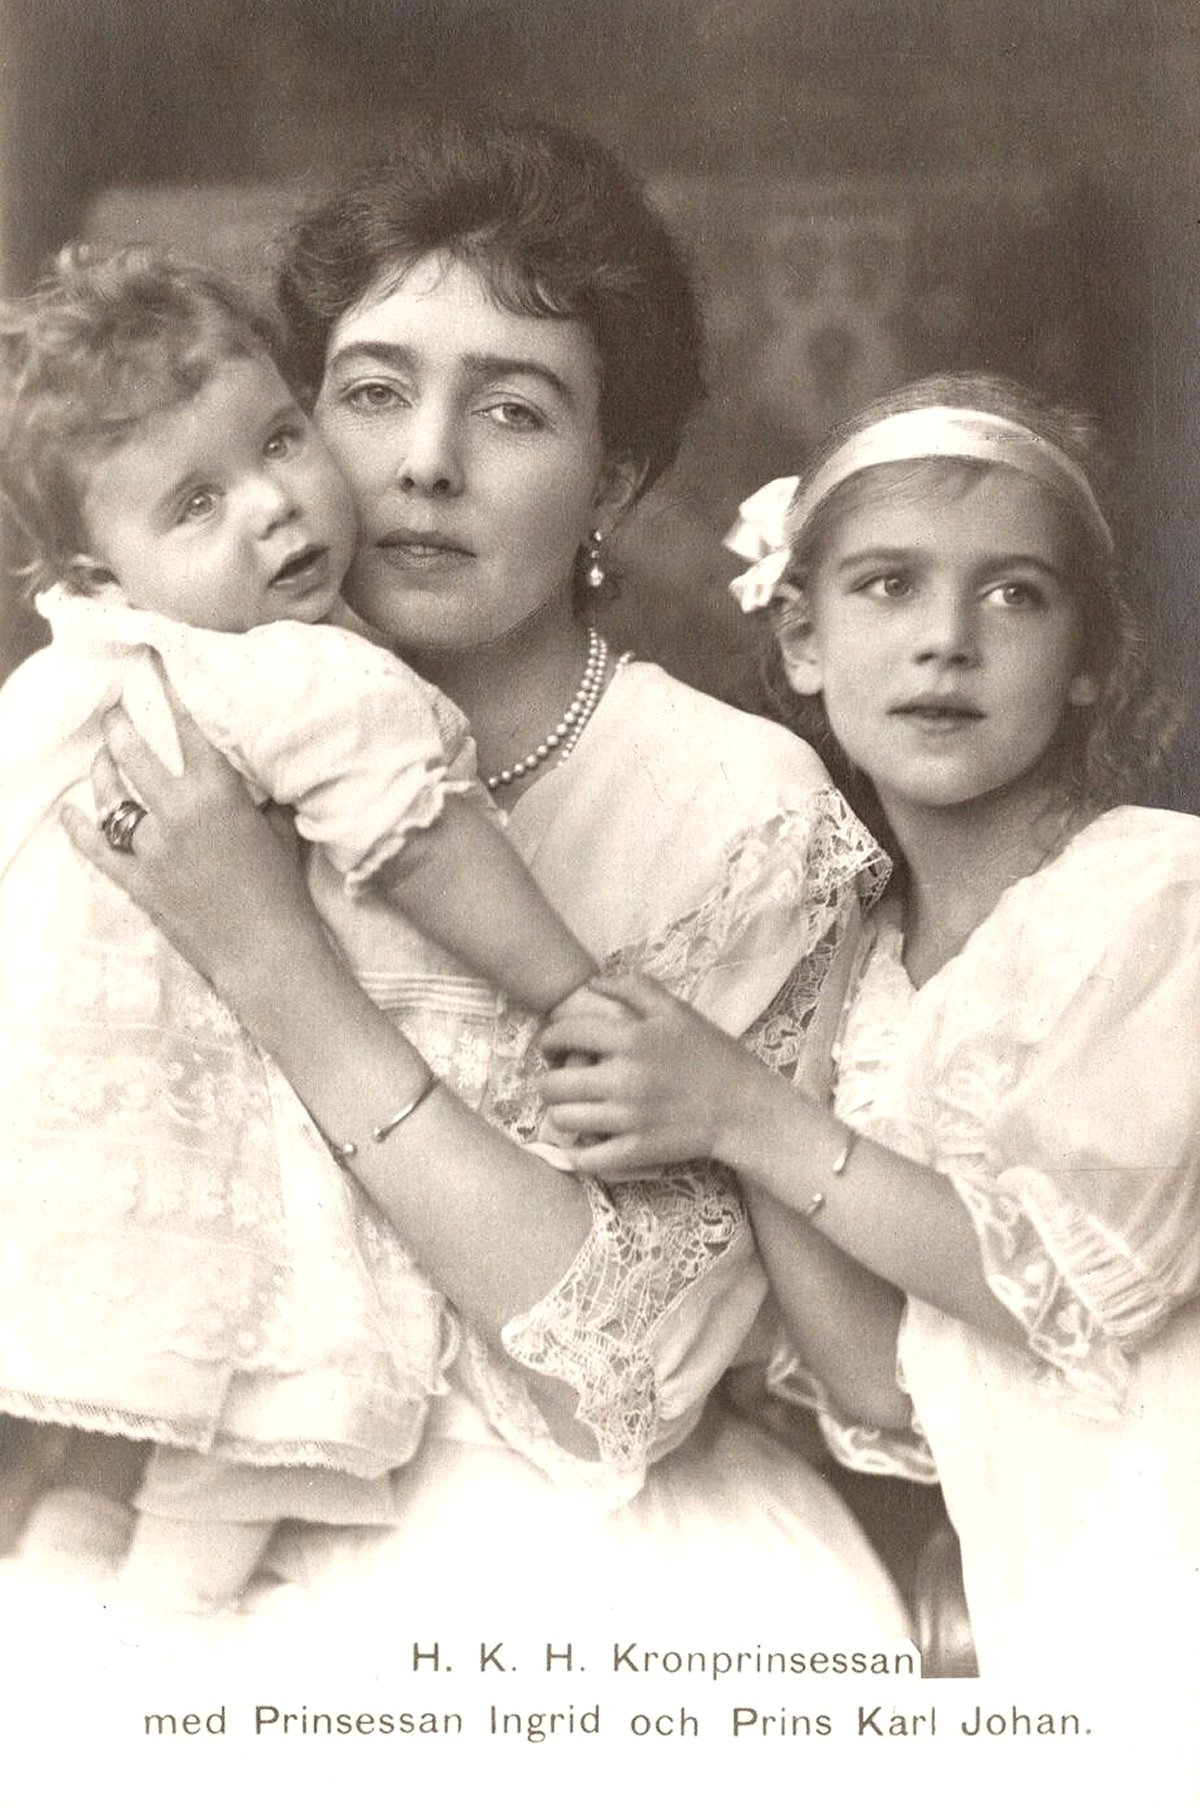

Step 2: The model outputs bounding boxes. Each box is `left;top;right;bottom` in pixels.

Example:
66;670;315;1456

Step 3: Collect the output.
804;1125;859;1221
329;1069;439;1168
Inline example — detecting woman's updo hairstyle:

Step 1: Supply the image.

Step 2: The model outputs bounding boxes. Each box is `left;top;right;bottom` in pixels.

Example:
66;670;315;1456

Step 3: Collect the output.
764;371;1176;832
277;113;705;498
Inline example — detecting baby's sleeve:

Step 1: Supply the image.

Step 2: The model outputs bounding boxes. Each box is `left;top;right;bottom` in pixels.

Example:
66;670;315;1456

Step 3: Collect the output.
177;622;481;886
930;827;1200;1414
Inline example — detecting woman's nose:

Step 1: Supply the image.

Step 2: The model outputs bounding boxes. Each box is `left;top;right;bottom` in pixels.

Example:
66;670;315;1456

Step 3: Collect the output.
914;588;979;667
396;402;464;497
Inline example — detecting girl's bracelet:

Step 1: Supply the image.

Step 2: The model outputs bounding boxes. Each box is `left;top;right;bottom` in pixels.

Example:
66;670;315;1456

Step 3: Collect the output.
803;1125;859;1220
328;1068;440;1168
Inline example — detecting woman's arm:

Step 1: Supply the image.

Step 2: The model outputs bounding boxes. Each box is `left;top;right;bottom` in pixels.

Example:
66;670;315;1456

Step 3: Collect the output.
540;973;1022;1343
63;703;602;1453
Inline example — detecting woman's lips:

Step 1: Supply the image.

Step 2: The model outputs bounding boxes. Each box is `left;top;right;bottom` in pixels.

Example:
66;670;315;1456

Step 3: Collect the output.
375;532;474;566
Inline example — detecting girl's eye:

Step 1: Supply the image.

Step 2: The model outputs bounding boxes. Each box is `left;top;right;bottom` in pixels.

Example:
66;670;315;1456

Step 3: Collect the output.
264;420;305;459
480;399;544;432
344;380;405;413
176;489;219;525
985;580;1044;610
861;572;913;602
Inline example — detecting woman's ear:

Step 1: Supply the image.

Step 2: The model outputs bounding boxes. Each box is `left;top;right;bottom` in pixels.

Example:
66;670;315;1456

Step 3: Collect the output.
1068;671;1100;707
592;456;647;531
775;598;825;696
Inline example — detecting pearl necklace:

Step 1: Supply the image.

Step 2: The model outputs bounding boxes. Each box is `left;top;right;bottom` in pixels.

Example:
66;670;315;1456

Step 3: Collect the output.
484;626;624;791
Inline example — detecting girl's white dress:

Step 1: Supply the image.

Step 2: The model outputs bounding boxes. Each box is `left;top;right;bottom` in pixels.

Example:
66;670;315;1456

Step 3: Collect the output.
0;589;482;1497
783;806;1200;1677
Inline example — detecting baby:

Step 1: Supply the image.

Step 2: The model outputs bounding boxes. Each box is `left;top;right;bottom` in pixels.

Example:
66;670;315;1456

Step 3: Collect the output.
0;245;596;1613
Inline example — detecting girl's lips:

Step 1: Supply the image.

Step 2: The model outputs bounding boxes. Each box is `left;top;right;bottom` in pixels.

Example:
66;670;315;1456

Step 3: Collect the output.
890;701;985;734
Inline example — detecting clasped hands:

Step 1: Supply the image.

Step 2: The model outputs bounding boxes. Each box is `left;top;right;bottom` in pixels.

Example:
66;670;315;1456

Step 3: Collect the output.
538;972;763;1179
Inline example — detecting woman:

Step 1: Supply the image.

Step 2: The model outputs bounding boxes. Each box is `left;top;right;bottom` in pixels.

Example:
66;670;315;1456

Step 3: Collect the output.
41;115;910;1643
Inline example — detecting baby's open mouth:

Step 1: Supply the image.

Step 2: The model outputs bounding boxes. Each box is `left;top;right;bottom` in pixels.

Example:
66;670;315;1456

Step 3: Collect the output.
270;546;326;588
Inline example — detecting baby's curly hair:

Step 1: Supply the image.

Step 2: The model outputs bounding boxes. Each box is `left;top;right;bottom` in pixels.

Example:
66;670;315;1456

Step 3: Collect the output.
760;371;1178;840
0;244;280;599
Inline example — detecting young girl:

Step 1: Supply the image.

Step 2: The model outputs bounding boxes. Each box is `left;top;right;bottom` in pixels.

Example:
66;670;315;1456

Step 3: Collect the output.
540;373;1200;1678
0;245;603;1612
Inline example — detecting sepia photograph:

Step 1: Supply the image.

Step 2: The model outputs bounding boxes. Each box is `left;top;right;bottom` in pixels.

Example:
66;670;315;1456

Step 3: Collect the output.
0;2;1197;1801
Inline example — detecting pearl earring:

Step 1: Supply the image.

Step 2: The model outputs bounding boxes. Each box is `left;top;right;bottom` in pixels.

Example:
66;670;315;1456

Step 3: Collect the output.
584;529;605;590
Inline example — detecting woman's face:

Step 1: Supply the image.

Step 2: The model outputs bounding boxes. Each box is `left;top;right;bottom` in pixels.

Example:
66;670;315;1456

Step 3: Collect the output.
314;253;630;658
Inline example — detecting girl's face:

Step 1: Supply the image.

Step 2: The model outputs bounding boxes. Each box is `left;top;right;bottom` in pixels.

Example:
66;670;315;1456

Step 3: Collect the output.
313;253;636;659
782;467;1095;823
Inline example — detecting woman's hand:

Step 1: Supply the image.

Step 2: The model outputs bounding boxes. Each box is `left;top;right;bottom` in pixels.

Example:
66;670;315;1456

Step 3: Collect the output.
538;971;775;1178
60;675;318;1004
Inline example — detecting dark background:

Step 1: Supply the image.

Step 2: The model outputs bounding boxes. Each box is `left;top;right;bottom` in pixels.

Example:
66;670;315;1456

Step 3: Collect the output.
2;0;1197;805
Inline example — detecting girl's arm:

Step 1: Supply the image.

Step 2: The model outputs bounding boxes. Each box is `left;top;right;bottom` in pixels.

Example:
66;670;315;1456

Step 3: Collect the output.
746;1184;913;1430
377;792;596;1012
540;973;1022;1343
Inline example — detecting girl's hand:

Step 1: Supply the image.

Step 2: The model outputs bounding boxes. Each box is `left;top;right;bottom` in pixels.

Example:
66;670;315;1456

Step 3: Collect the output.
537;972;772;1178
60;674;317;1002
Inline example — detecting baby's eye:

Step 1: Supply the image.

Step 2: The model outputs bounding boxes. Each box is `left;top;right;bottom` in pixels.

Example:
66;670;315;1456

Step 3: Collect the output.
264;419;305;459
344;380;405;413
861;572;912;601
479;399;544;432
176;488;219;525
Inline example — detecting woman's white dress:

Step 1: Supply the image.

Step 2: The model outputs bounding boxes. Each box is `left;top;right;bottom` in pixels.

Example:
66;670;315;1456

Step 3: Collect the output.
794;807;1200;1678
258;658;912;1645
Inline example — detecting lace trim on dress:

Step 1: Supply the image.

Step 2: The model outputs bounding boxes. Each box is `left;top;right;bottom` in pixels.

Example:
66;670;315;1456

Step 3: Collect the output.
835;906;1197;1419
944;1164;1157;1416
0;1387;431;1479
608;790;888;1003
765;1342;938;1484
485;792;888;1147
483;791;887;1477
455;1324;645;1508
503;1172;751;1476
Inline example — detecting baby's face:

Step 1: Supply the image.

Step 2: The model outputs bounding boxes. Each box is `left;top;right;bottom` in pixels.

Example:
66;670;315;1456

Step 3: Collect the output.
78;354;357;631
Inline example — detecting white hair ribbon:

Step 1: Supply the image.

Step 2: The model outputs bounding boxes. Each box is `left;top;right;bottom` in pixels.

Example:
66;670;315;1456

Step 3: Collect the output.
725;406;1114;613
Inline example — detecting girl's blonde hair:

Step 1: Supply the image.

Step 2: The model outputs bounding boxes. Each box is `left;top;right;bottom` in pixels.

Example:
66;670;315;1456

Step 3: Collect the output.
760;372;1177;839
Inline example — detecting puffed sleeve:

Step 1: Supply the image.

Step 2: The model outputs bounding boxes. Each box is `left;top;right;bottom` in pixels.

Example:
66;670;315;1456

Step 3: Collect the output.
153;619;481;887
910;809;1200;1416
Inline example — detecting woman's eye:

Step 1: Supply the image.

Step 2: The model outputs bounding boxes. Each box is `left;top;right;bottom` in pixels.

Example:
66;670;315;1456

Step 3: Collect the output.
176;489;219;525
344;381;405;413
480;399;544;432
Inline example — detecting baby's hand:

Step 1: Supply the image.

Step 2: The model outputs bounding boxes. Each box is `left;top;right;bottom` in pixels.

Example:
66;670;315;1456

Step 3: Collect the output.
537;972;765;1178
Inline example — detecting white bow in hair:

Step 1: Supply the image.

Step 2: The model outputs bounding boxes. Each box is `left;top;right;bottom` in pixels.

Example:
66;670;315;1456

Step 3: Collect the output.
723;475;800;613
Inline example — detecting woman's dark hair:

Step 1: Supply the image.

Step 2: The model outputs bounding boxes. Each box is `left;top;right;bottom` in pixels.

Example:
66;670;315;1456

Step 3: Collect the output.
277;113;705;497
760;371;1178;843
